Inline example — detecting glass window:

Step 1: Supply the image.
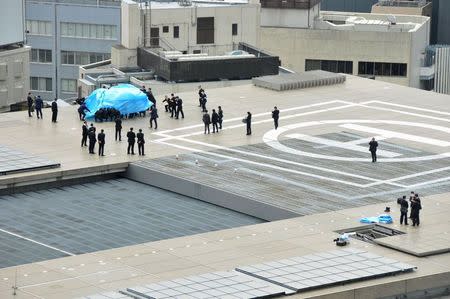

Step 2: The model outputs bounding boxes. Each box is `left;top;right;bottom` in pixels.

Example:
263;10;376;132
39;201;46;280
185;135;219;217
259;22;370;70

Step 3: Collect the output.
46;22;52;35
232;23;238;36
82;24;90;37
163;26;169;33
67;51;74;64
45;78;52;91
45;50;52;62
30;77;38;90
96;25;103;39
31;49;38;62
104;25;112;39
61;79;77;92
38;50;46;63
61;23;68;36
30;77;52;91
173;26;179;38
75;23;83;37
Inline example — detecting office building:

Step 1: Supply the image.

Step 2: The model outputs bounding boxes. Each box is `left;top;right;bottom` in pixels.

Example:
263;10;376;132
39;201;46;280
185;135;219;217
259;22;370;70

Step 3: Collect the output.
321;0;378;12
25;0;121;101
0;0;30;111
260;0;430;89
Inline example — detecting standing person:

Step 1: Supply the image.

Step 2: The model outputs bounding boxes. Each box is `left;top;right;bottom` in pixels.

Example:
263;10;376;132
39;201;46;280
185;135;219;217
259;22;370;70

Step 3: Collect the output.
272;106;280;130
149;105;158;129
147;88;156;106
399;196;409;225
169;94;177;118
409;191;415;219
35;96;43;119
211;109;219;133
245;112;252;135
81;121;88;147
198;86;205;107
175;97;184;119
203;110;211;134
51;98;58;123
411;196;422;227
27;92;34;117
200;94;207;113
115;117;122;141
218;106;224;129
88;127;97;154
137;129;145;156
97;129;105;156
162;95;170;112
127;127;136;155
369;137;378;163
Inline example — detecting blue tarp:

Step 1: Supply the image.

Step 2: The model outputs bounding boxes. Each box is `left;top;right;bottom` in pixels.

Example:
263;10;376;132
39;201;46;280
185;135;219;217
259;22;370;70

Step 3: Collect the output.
84;84;151;118
360;214;393;224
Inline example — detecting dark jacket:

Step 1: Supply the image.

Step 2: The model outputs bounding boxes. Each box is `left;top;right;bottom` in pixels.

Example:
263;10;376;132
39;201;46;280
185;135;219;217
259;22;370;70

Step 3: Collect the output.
88;130;96;141
369;140;378;152
272;109;280;119
400;199;409;213
27;96;33;107
218;109;223;120
176;98;183;107
115;119;122;129
35;97;43;109
410;200;422;217
51;101;58;112
98;132;105;143
150;108;158;119
203;113;211;125
246;113;252;124
137;132;145;144
82;124;88;136
127;131;136;143
211;112;219;123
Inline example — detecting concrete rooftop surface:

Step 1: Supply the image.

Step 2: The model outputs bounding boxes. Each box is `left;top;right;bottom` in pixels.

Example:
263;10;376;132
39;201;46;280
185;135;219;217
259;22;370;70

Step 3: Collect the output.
0;75;449;298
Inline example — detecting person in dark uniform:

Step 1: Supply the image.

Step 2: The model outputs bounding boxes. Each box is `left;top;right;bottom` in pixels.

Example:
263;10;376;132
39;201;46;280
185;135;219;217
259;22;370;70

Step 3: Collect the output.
203;110;211;134
200;93;207;113
272;106;280;130
211;109;219;133
35;96;43;119
399;196;409;225
409;191;415;219
127;127;136;155
218;106;223;129
137;129;145;156
369;137;378;162
169;94;176;118
147;88;156;106
411;196;422;227
162;95;170;112
97;129;105;156
115;117;122;141
175;97;184;119
27;92;33;117
78;103;90;121
88;127;97;154
198;86;205;107
149;106;158;129
81;121;88;147
245;112;252;135
51;98;58;123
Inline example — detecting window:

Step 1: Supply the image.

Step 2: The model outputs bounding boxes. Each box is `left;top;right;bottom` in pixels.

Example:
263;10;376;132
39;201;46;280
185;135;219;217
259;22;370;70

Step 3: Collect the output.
232;23;238;36
163;26;169;33
61;79;77;93
31;49;52;63
173;26;179;38
197;17;214;44
305;59;353;74
61;51;110;65
60;22;117;40
26;20;52;35
358;62;407;77
30;77;52;91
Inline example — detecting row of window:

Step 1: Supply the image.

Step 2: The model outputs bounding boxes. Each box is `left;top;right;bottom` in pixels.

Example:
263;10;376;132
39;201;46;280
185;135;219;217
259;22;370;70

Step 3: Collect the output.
30;49;110;65
30;77;77;93
60;22;117;40
26;20;52;36
61;51;110;65
305;59;408;77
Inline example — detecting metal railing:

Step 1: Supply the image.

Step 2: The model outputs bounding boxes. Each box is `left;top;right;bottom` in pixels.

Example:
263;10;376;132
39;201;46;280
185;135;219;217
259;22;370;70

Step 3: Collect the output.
377;0;428;8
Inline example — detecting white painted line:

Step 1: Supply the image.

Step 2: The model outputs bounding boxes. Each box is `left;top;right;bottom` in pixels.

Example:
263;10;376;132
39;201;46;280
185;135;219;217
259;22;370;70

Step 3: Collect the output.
286;133;401;158
0;228;75;256
365;166;450;187
153;139;376;188
367;100;450;117
345;136;387;145
340;124;450;147
155;100;346;134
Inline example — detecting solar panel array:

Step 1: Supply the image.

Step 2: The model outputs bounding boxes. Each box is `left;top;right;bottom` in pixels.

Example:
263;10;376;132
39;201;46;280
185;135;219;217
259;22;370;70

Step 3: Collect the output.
235;248;416;292
0;145;60;175
125;271;293;299
80;249;416;299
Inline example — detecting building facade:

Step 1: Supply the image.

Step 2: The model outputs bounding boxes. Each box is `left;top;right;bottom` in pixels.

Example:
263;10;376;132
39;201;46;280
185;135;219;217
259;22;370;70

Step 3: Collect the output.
25;0;121;101
321;0;378;12
0;0;30;111
260;1;430;89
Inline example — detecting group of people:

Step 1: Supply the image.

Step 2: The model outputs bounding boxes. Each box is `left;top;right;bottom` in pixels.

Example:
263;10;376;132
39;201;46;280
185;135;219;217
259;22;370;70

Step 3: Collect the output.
81;121;146;156
27;92;58;123
398;192;422;226
202;106;224;134
162;94;184;119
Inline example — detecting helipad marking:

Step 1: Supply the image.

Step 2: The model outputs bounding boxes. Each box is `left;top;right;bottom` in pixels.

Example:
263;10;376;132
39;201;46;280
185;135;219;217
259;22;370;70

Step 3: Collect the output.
286;133;401;158
263;120;450;162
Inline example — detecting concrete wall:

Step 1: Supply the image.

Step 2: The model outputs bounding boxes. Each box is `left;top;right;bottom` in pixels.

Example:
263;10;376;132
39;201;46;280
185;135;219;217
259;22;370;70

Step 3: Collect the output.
372;2;433;17
261;5;320;28
410;16;431;89
0;46;30;110
25;0;120;100
260;27;412;87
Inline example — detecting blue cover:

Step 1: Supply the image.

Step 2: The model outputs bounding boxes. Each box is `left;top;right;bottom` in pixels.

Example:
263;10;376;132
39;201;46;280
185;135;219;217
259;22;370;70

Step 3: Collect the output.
84;84;151;118
360;214;393;224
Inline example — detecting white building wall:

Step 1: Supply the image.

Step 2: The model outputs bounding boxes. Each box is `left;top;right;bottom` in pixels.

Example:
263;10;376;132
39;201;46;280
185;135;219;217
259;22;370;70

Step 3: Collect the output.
409;17;431;89
0;46;30;109
261;5;319;28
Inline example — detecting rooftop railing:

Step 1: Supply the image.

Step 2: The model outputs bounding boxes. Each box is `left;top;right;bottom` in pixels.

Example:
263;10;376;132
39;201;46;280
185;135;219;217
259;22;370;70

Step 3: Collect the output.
377;0;428;8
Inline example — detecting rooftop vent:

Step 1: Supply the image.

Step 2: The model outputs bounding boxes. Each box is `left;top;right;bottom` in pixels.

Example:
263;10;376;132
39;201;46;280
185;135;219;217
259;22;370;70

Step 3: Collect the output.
335;224;405;244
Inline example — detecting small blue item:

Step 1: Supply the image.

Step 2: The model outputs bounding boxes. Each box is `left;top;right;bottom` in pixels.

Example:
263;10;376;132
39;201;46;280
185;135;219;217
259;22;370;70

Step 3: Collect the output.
84;84;151;119
360;214;393;224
